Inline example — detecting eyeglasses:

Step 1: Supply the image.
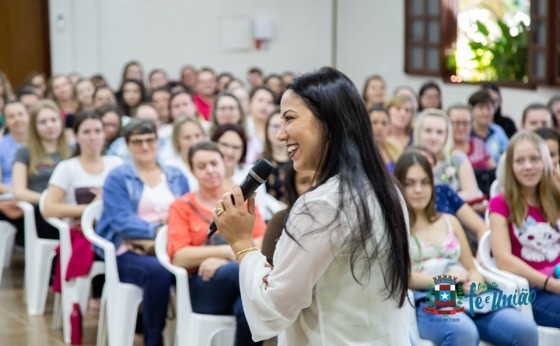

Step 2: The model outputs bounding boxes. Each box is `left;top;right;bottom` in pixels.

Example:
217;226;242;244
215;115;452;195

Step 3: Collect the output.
218;141;243;152
129;137;157;146
451;121;471;128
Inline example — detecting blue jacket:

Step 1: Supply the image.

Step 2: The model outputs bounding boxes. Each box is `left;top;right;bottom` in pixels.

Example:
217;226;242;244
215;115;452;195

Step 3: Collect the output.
94;162;189;258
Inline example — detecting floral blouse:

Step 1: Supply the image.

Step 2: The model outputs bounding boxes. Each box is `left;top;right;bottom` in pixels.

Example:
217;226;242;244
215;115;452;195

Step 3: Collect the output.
410;215;462;275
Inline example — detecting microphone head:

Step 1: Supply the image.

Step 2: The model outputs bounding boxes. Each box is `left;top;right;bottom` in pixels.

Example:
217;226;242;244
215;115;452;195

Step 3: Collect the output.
251;159;274;182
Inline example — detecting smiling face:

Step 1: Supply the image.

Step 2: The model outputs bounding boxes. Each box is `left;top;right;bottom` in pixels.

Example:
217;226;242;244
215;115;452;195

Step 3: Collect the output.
403;164;433;212
277;90;325;172
419;115;448;155
512;140;544;190
4;103;30;136
420;87;440;109
191;149;225;190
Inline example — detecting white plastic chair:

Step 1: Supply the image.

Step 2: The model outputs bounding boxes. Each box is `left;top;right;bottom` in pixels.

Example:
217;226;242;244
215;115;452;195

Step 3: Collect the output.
478;230;560;345
81;200;143;346
16;199;59;315
39;192;105;343
0;221;17;285
154;227;236;346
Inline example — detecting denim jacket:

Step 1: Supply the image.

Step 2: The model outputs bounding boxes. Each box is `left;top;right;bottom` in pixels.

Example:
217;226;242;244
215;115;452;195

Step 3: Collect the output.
94;162;189;258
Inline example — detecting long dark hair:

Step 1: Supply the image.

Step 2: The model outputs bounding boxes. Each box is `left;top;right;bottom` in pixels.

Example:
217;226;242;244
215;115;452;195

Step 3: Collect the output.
285;67;410;306
72;110;103;156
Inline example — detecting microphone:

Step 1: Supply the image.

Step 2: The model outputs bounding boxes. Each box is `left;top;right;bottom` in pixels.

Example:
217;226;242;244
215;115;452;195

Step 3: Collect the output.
207;159;274;238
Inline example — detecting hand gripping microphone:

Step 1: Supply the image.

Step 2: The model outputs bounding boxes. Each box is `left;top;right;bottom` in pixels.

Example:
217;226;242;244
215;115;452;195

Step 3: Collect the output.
207;159;274;238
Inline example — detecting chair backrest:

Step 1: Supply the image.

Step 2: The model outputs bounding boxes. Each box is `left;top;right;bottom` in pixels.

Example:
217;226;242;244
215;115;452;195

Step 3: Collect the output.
16;200;39;247
154;228;193;313
489;179;501;198
81;201;120;288
477;231;495;270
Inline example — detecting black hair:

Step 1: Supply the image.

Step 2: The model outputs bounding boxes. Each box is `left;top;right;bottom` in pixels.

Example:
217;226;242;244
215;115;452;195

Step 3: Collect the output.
534;127;560;148
418;80;442;111
123;118;158;142
468;90;493;108
72;110;103;156
285;67;410;306
210;123;248;164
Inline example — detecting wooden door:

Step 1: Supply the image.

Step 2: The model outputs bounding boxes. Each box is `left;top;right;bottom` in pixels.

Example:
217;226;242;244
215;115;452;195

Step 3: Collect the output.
0;0;51;91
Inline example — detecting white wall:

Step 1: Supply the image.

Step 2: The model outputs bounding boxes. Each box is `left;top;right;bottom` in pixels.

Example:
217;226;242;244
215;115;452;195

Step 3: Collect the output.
336;0;559;126
49;0;559;125
49;0;333;89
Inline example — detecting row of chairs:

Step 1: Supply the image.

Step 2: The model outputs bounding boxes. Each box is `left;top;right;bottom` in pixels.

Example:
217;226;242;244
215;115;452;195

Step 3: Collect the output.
0;196;237;345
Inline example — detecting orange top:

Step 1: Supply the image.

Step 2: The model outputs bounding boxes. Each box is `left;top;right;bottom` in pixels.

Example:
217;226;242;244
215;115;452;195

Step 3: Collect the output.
167;191;266;259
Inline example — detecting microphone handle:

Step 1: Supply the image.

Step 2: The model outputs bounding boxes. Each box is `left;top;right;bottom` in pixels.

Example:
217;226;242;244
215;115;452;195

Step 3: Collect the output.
207;177;262;238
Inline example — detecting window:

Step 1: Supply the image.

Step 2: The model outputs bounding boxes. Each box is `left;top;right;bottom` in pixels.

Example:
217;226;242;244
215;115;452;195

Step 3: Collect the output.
404;0;560;87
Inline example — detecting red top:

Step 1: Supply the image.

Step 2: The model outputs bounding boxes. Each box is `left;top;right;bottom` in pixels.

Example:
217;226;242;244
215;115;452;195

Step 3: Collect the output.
167;192;266;259
193;94;212;121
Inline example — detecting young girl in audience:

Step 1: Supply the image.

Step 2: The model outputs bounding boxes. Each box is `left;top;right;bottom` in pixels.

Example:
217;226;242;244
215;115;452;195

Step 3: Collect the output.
164;116;206;190
369;105;402;172
26;71;48;98
395;150;538;346
48;74;79;128
362;74;387;109
489;131;560;328
418;81;442;111
12;99;71;239
118;79;146;117
245;86;275;163
42;111;122;219
261;108;289;201
208;92;247;135
93;86;117;109
98;104;123;152
0;102;30;245
167;141;265;346
76;78;96;111
414;108;482;203
386;93;415;150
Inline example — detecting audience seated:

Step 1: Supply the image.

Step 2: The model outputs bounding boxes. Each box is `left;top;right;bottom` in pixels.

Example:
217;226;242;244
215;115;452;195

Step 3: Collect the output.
167;141;265;346
482;83;517;138
208;91;248;136
489;131;560;328
192;67;217;121
534;127;560;188
245;86;275;164
12;99;71;240
418;80;442;111
368;105;402;172
520;103;553;131
362;74;387;109
0;102;29;245
468;90;509;163
164;116;206;190
394;151;538;346
95;119;189;346
260;108;289;202
386;94;415;151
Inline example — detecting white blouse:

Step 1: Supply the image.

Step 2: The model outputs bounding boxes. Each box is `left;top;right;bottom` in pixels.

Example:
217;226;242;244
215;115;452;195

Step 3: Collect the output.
240;176;411;345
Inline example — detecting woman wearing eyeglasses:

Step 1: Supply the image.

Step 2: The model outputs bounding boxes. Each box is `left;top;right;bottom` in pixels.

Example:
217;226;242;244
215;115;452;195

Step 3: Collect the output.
208;91;247;136
95;118;189;346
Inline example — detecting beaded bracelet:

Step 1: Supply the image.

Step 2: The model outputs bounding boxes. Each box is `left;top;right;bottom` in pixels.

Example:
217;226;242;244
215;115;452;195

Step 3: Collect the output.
235;247;258;261
543;276;551;291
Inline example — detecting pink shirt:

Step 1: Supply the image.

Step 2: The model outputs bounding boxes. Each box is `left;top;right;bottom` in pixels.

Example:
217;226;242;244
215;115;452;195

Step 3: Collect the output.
489;194;560;275
468;137;492;170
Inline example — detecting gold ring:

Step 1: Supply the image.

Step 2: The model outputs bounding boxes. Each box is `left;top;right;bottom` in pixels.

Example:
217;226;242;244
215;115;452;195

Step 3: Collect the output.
215;207;225;217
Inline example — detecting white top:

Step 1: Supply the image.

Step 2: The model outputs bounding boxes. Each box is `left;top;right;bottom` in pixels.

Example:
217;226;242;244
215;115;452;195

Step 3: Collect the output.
137;173;176;223
239;176;410;345
49;156;123;206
